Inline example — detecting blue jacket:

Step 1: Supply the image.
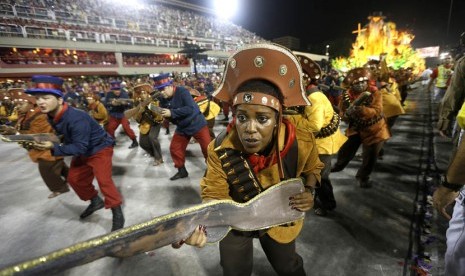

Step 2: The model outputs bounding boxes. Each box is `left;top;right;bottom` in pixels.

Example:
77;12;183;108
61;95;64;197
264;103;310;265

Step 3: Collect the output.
162;86;207;136
105;89;132;119
48;105;114;157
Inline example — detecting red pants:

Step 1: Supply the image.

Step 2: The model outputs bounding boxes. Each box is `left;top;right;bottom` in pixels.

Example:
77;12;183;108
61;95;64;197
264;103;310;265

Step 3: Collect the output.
67;147;122;208
170;126;211;168
107;116;136;140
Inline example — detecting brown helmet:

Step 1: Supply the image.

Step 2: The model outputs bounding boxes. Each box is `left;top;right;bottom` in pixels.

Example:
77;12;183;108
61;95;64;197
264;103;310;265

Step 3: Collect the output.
0;90;11;101
132;83;153;100
187;87;201;97
9;88;36;105
213;43;310;111
83;92;100;101
364;59;380;71
296;55;322;84
344;67;372;86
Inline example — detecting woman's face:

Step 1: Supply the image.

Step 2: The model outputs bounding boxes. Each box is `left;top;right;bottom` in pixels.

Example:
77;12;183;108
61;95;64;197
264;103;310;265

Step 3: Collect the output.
235;104;277;154
352;80;368;93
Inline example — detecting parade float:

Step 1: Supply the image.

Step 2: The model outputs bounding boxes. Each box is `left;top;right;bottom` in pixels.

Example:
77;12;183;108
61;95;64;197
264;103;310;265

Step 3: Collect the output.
332;12;425;75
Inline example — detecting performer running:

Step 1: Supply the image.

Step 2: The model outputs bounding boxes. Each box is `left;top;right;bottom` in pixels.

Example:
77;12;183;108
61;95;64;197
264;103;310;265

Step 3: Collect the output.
132;83;164;166
288;55;347;216
331;68;390;188
155;73;211;180
27;75;125;232
84;91;108;128
10;88;69;199
105;81;138;149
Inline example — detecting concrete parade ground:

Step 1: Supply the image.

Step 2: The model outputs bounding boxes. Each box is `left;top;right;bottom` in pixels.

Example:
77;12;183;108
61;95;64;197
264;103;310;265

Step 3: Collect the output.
0;84;452;276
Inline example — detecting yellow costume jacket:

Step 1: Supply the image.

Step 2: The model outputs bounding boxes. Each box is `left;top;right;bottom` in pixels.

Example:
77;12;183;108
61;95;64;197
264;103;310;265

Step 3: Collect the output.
380;86;405;118
0;105;8;117
196;96;221;121
6;108;18;124
287;90;347;155
135;100;164;135
389;77;402;102
0;103;16;121
88;101;108;126
201;121;323;243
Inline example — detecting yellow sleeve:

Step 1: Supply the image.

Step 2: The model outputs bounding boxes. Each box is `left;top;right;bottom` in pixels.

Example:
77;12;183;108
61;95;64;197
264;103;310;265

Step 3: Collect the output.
0;106;7;117
206;101;221;120
297;129;324;187
93;102;108;121
304;93;326;132
8;109;18;122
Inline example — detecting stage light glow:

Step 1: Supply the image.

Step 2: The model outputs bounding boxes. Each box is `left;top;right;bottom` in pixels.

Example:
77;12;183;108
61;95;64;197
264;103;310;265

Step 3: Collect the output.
214;0;238;20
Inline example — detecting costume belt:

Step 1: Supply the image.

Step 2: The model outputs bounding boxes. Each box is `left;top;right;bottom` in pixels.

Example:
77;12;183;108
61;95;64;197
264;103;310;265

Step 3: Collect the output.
216;148;264;203
352;114;384;130
315;112;341;139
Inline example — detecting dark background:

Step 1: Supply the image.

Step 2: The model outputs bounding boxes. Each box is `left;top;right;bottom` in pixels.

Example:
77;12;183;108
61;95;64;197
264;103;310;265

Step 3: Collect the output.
186;0;465;56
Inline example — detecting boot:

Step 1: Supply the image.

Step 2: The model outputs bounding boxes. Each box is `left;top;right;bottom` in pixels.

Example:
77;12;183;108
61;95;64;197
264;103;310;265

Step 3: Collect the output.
111;205;125;231
128;139;138;149
330;165;344;173
357;177;372;188
170;166;188;181
378;148;385;160
80;195;104;219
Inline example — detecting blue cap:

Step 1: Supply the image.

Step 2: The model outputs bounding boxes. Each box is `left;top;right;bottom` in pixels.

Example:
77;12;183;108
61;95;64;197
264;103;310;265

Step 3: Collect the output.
26;75;64;98
152;73;173;90
110;81;121;91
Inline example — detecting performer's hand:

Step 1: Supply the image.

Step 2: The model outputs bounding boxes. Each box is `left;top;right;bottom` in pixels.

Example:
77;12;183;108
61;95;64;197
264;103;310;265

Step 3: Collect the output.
433;186;459;220
18;141;34;150
345;107;358;117
289;190;314;212
173;225;207;249
160;108;172;118
32;141;54;150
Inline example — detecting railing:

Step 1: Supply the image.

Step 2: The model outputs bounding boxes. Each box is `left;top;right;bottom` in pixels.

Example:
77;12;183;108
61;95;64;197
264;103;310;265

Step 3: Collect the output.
1;23;237;51
0;3;14;16
0;3;262;51
0;60;118;68
15;5;49;20
0;23;23;38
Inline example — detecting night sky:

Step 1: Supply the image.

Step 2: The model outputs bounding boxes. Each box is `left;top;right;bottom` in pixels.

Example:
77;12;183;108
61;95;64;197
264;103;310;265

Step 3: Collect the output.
186;0;465;55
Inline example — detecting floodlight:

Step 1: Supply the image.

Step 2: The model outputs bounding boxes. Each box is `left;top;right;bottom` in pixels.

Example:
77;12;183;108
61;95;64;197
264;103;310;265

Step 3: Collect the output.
214;0;238;20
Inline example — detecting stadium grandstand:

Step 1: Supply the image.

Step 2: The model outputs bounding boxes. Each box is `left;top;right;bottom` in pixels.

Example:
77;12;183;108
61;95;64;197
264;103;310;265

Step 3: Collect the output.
0;0;267;79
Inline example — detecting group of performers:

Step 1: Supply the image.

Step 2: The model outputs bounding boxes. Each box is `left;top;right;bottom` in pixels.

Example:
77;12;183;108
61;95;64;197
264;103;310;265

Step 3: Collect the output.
0;43;419;274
